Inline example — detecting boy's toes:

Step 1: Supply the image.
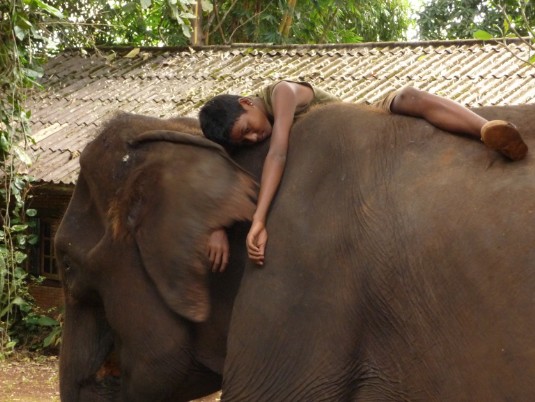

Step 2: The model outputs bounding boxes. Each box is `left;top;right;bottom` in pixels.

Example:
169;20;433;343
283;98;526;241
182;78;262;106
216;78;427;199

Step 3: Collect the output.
481;120;528;161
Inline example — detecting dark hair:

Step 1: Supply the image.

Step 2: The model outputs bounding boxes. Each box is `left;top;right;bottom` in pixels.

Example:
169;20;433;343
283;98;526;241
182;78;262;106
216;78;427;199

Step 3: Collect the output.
199;94;245;146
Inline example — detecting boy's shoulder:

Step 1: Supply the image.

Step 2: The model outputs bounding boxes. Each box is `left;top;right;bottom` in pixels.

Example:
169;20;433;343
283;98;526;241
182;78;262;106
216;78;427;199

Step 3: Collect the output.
257;80;340;117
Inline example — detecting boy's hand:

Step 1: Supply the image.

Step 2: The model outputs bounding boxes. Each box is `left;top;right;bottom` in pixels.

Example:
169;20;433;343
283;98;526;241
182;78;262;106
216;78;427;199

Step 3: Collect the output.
207;228;229;272
247;220;268;266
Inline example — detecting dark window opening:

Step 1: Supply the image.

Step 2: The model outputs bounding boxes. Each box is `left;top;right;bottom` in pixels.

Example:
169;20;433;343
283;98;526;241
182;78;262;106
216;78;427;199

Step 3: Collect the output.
40;219;59;280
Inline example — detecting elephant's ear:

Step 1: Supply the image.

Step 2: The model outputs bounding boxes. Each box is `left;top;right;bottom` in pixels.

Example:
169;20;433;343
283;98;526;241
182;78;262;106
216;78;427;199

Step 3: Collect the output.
122;144;256;323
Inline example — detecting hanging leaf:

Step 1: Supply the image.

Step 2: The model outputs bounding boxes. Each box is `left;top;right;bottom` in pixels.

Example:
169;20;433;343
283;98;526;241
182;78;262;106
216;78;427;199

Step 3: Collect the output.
11;297;26;307
13;26;27;41
25;209;37;217
36;315;59;327
22;66;44;79
473;30;493;40
200;0;213;13
24;0;65;19
10;225;29;232
12;145;33;166
0;135;11;153
168;2;180;20
124;48;141;58
14;15;32;30
105;52;117;62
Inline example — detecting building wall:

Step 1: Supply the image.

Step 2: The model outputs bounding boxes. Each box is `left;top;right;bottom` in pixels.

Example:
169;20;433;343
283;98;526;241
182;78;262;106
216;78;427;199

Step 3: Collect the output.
29;282;64;315
28;184;73;314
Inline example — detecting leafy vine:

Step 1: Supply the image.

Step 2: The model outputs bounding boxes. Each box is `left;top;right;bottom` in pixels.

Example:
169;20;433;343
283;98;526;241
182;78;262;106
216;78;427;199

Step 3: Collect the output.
0;0;59;357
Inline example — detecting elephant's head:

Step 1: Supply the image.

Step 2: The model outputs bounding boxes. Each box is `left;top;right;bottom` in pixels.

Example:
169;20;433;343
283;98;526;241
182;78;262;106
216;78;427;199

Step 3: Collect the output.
55;113;256;401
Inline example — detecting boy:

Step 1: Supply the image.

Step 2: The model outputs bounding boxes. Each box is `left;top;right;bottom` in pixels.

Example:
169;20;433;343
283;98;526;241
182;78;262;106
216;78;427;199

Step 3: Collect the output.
199;81;528;269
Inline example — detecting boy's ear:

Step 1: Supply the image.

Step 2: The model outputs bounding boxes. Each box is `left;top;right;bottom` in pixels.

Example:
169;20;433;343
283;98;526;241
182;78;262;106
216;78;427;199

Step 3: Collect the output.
238;97;254;107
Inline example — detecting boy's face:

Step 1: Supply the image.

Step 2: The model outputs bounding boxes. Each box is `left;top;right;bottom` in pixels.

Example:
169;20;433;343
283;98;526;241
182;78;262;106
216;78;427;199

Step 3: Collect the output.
229;98;272;145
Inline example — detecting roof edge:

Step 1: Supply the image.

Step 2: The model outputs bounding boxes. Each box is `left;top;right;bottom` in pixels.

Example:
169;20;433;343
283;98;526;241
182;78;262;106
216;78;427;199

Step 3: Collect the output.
60;37;530;55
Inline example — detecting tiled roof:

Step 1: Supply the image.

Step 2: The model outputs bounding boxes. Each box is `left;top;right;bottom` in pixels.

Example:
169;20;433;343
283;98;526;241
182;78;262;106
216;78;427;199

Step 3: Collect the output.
26;39;535;185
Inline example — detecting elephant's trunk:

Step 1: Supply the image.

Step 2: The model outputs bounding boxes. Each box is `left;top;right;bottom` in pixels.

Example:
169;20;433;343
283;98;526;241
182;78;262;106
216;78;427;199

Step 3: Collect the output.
60;299;119;401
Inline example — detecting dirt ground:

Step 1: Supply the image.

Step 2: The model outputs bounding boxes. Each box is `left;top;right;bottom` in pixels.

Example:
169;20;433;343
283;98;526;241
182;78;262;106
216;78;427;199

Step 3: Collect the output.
0;353;220;402
0;354;59;402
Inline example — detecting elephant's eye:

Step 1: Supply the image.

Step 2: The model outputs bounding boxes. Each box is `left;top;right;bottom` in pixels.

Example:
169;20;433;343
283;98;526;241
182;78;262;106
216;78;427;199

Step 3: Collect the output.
62;255;72;272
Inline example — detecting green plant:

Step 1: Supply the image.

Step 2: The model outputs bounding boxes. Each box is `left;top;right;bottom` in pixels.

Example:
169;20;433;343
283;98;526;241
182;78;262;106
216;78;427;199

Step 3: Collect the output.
38;0;413;49
43;0;199;49
11;307;62;352
0;0;61;357
419;0;534;42
202;0;411;45
474;0;535;66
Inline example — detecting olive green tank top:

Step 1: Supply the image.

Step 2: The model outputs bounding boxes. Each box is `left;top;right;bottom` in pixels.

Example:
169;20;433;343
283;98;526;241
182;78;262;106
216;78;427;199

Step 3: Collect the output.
255;80;341;119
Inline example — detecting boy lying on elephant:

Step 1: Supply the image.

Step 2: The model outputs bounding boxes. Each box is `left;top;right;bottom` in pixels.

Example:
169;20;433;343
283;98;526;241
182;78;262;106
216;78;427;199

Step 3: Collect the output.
199;80;528;270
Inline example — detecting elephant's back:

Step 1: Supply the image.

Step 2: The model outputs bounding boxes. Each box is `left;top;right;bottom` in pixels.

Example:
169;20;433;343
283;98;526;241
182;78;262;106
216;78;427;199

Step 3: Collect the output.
267;102;535;400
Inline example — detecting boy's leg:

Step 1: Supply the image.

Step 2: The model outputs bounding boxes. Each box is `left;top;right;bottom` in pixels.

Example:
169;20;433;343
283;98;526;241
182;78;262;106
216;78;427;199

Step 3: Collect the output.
389;87;528;161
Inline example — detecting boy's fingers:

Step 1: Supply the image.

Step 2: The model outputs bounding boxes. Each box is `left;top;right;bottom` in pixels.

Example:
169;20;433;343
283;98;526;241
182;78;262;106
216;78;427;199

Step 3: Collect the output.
248;247;264;266
219;251;229;272
211;252;220;272
212;264;218;272
247;233;265;265
247;239;259;252
209;251;217;271
248;244;262;256
248;253;264;266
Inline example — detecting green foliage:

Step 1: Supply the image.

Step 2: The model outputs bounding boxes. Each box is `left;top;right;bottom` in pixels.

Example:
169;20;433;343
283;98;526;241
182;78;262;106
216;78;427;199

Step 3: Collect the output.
418;0;535;40
33;0;413;51
43;0;197;49
11;307;62;352
203;0;412;45
0;0;59;357
474;0;535;66
0;174;40;357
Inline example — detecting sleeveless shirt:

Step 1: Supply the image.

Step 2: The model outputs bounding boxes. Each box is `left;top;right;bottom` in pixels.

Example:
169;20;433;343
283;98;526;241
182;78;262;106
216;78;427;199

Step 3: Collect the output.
255;81;341;119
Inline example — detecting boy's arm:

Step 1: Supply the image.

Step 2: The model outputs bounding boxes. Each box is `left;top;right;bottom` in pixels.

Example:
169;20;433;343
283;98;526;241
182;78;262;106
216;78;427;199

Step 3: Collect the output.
247;82;314;265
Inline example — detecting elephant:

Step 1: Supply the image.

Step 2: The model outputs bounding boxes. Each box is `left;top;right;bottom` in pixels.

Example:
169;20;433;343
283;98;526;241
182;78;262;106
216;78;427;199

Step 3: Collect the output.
54;113;257;401
55;103;535;401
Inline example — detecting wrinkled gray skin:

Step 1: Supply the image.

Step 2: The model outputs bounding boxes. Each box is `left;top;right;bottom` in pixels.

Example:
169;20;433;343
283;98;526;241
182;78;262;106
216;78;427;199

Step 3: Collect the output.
56;104;535;401
223;103;535;401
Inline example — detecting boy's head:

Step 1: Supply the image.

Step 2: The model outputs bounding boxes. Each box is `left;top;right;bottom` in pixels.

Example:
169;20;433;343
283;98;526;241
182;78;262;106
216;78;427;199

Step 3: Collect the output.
199;95;244;146
199;94;272;146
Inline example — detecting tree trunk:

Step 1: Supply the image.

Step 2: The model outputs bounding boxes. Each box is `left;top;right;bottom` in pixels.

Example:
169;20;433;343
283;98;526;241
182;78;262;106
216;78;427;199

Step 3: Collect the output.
278;0;297;38
191;0;203;45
